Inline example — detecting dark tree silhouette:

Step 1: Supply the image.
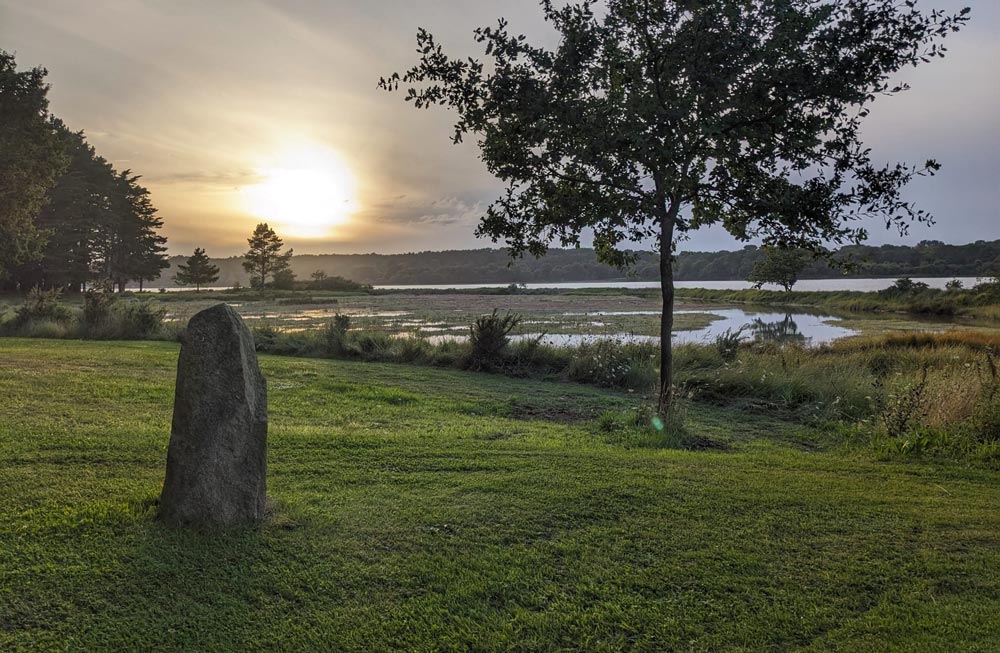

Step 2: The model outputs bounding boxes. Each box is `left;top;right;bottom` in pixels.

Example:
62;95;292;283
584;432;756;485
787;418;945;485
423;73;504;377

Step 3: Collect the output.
382;0;969;413
0;51;67;279
174;248;220;291
243;223;292;288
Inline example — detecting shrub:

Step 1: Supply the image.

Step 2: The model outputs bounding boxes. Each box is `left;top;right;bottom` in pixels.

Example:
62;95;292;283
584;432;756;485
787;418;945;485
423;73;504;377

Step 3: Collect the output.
567;338;649;389
970;353;1000;442
252;325;281;352
873;366;929;440
714;327;744;362
116;300;166;338
82;283;116;329
879;277;930;297
12;288;73;327
322;314;351;356
392;336;431;363
80;283;165;339
468;309;521;371
306;274;371;292
351;332;394;360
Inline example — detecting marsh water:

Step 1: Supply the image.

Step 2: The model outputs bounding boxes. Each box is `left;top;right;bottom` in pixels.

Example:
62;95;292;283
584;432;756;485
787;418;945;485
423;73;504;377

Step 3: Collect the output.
147;285;989;349
416;307;857;347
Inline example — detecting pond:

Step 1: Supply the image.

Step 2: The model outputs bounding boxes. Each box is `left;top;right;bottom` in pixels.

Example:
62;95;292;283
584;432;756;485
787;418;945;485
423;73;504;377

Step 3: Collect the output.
419;308;856;347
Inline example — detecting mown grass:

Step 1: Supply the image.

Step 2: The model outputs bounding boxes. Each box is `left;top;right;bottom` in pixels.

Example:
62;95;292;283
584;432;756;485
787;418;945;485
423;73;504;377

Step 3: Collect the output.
2;338;1000;651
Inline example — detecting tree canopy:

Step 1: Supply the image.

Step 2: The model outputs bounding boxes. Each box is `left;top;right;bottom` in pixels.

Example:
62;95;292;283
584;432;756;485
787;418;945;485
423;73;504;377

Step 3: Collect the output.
1;52;168;292
383;0;969;411
243;223;293;289
748;246;812;291
174;248;220;291
0;51;67;278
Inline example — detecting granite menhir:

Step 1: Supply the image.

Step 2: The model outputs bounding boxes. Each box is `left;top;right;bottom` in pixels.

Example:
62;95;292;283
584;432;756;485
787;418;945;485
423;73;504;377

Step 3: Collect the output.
160;303;267;527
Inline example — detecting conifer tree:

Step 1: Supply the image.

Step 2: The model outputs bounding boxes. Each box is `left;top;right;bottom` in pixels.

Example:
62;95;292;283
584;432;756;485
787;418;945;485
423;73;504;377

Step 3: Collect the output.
242;223;293;288
174;248;220;291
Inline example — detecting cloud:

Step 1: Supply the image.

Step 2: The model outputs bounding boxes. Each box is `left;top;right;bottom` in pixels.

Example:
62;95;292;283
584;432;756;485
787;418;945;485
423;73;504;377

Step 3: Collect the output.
1;0;996;256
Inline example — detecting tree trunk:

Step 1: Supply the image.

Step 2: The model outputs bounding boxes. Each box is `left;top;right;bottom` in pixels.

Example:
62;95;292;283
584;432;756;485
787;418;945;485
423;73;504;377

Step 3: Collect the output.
657;200;678;415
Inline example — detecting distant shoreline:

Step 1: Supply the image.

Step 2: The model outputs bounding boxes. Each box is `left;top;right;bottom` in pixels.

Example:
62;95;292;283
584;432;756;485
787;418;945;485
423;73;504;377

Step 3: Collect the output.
136;277;987;293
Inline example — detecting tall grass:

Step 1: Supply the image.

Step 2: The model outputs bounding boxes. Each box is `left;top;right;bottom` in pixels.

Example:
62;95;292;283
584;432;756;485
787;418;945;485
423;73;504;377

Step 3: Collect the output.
0;286;166;340
675;278;1000;319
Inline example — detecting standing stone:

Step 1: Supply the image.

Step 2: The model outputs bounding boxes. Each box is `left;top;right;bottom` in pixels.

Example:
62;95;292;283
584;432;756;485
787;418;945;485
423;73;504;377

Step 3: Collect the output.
160;303;267;528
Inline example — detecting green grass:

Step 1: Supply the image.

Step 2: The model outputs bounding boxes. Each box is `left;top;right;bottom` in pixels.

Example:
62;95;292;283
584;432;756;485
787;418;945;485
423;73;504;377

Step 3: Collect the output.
1;338;999;651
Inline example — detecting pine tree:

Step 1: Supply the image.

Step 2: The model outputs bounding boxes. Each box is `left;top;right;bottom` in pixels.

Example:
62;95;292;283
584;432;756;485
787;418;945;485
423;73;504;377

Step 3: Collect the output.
242;223;293;288
174;248;220;291
0;51;68;280
92;171;168;291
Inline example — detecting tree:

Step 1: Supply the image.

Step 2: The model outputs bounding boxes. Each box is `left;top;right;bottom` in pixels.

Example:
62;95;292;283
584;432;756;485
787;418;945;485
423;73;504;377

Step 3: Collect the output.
271;267;297;290
242;223;293;288
382;0;969;412
174;248;220;291
119;172;169;291
91;171;168;292
29;123;115;292
748;246;811;292
0;51;68;279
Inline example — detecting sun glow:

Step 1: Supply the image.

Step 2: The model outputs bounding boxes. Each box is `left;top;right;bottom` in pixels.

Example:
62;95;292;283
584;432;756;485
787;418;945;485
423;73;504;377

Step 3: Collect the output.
242;144;358;238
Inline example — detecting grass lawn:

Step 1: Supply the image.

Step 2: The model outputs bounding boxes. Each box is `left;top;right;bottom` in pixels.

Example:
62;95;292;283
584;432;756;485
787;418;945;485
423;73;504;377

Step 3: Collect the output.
1;338;998;651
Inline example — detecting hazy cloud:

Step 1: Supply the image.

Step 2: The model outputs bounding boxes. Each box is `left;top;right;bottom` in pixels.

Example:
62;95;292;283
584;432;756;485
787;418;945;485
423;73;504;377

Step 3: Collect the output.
1;0;996;255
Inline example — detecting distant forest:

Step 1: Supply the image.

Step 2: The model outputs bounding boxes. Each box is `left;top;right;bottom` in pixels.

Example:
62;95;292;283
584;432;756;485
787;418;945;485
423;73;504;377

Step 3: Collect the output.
147;240;1000;288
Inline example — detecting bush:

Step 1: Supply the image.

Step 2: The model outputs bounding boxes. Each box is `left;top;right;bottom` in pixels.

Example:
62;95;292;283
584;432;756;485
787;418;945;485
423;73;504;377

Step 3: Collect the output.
468;309;521;371
351;332;394;360
306;273;371;292
80;284;165;339
252;325;281;352
82;283;116;329
879;277;930;297
12;288;73;328
714;328;744;362
567;338;656;389
322;314;351;356
116;300;166;338
392;336;431;363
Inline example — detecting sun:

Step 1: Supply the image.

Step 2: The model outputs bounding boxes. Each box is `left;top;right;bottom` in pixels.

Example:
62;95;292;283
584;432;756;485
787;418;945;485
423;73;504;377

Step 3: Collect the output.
242;144;358;237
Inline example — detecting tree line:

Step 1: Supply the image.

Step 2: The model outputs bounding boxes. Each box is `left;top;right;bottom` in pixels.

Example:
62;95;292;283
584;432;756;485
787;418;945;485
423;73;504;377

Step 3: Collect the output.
0;51;168;292
145;239;1000;289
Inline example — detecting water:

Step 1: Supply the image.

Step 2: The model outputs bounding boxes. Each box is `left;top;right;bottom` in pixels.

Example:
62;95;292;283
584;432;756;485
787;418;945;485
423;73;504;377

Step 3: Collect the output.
416;308;856;347
673;309;854;345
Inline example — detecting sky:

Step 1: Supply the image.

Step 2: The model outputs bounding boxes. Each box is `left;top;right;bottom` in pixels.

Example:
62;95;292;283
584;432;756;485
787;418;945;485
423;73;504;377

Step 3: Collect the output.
1;0;998;257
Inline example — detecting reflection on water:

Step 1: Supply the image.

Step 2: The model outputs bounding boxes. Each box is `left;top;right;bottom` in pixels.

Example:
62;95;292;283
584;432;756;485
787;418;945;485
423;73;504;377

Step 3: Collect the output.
674;309;854;345
416;308;855;347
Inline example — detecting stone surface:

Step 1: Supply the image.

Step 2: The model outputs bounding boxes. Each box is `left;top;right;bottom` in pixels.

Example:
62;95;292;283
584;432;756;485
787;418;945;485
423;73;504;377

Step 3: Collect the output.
159;303;267;528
